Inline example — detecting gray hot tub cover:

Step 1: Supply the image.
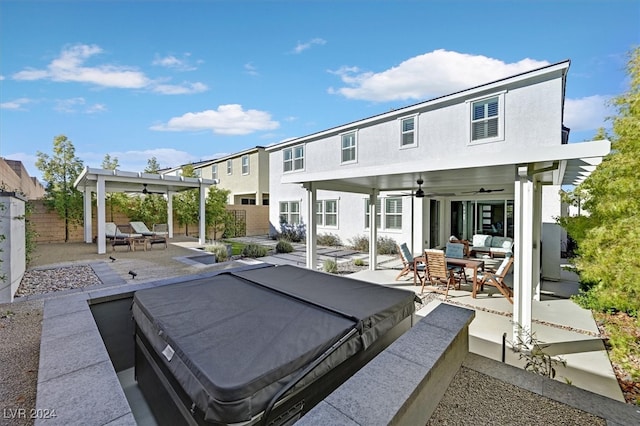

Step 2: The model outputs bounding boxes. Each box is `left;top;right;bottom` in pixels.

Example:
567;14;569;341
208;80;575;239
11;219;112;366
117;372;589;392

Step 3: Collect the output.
132;264;416;423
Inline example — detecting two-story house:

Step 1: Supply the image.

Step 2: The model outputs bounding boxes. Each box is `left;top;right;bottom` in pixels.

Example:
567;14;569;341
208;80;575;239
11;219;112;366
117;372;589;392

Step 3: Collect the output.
266;60;610;337
161;146;270;236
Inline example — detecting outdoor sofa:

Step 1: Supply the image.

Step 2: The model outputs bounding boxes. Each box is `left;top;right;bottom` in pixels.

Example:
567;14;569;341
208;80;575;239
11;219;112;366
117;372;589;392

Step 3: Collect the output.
469;234;514;258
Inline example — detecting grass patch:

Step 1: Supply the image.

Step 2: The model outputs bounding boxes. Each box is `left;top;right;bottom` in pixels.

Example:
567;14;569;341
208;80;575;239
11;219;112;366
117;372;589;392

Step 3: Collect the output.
221;240;247;256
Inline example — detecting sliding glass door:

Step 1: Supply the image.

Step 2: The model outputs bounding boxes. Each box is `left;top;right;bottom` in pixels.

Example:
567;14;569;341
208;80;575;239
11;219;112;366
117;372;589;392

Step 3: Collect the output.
450;199;514;240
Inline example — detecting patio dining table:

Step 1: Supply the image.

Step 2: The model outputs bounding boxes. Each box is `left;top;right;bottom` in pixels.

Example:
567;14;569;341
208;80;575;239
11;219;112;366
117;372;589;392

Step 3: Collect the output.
413;256;485;296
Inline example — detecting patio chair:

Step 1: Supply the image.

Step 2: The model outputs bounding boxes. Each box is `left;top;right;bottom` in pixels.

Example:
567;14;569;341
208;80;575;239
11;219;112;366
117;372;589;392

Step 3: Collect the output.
445;242;468;284
421;249;457;298
105;222;138;252
129;221;168;249
396;243;426;284
475;253;514;304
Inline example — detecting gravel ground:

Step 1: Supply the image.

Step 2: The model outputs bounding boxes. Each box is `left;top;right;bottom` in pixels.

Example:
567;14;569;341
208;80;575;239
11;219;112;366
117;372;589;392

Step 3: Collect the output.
0;299;43;426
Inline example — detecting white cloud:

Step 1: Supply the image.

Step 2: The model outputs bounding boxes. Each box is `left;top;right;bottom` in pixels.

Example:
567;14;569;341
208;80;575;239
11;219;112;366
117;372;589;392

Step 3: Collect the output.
0;97;32;110
328;49;550;102
150;104;280;135
152;53;198;71
244;62;259;76
564;95;613;133
292;38;326;54
12;43;207;94
152;81;208;95
54;97;108;114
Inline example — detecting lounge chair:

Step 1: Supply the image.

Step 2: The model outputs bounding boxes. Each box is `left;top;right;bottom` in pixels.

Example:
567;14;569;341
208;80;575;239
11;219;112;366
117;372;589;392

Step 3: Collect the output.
396;243;425;284
129;221;167;249
475;253;514;303
421;249;457;298
105;222;142;252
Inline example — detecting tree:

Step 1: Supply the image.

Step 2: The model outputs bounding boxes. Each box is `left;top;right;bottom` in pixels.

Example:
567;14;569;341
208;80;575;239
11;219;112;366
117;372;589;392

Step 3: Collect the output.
205;186;231;240
560;47;640;314
173;165;199;236
36;135;85;242
145;157;161;174
101;154;128;222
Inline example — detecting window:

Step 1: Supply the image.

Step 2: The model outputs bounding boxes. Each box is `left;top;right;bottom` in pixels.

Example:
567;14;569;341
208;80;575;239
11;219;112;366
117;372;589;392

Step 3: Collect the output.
400;116;416;147
385;198;402;229
279;201;300;224
283;145;304;172
212;164;218;180
341;131;357;163
226;160;233;175
241;155;250;175
316;200;338;227
470;93;504;143
194;168;202;178
364;197;402;230
364;198;382;229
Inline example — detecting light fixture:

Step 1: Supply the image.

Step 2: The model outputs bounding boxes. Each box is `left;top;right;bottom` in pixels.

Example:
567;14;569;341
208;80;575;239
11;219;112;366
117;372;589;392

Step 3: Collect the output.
415;178;425;198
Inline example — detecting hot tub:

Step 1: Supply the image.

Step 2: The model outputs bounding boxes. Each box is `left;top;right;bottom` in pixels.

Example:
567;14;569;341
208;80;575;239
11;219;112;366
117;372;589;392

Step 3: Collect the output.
132;264;418;425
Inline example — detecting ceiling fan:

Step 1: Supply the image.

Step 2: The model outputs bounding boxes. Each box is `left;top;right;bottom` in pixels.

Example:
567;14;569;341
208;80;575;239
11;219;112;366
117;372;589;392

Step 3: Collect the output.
141;184;165;195
462;187;505;194
390;179;456;198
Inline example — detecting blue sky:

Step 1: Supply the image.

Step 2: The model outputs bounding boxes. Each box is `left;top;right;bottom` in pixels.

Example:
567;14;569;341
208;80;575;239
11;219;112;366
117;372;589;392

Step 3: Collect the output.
1;0;638;181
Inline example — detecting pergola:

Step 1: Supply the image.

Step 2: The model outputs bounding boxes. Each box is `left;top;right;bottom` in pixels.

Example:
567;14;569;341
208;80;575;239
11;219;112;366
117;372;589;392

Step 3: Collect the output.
73;167;219;254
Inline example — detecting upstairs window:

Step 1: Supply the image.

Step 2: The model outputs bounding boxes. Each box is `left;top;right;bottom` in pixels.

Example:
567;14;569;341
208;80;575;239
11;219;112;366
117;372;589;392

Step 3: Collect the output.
469;93;504;144
400;116;417;147
241;155;250;175
341;131;357;164
226;160;233;175
212;164;218;180
283;145;304;172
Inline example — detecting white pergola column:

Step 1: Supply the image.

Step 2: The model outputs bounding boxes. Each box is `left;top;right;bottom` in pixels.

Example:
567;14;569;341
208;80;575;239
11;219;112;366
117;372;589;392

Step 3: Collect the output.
532;181;543;301
368;190;379;270
96;176;107;255
513;166;533;343
167;192;174;238
305;183;317;270
199;184;206;245
83;186;92;243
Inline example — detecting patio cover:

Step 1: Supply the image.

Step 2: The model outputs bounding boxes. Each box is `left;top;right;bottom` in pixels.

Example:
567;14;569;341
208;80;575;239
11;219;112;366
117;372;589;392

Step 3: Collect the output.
283;139;610;342
73;167;218;254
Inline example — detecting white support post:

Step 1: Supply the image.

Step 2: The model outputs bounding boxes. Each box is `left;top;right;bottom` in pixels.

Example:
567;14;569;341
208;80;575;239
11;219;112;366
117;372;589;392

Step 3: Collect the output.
199;185;206;245
368;190;379;270
305;183;317;270
532;181;543;301
513;167;533;344
96;176;106;254
84;186;92;243
167;192;174;238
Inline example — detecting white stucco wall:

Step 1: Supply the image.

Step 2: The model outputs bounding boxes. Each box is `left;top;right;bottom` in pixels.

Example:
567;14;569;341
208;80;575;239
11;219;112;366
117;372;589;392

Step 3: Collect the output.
541;185;562;281
0;194;26;303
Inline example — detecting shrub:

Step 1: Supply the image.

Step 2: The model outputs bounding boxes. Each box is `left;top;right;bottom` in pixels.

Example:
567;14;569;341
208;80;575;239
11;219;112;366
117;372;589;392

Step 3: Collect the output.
279;220;306;243
323;259;338;273
348;235;398;255
349;235;369;252
275;240;294;253
317;233;342;247
241;243;269;258
204;243;229;262
377;236;398;255
353;258;366;267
